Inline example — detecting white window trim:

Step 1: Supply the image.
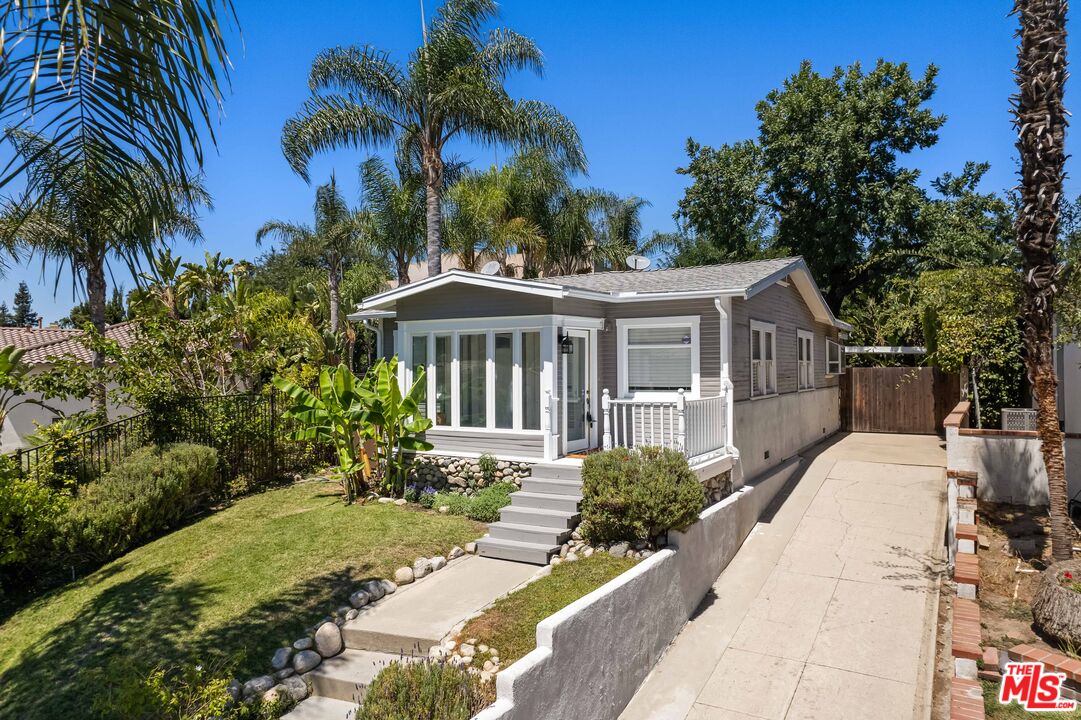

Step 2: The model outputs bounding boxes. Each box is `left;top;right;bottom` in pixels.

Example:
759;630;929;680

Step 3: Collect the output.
797;329;815;391
616;315;701;400
749;320;777;399
825;339;845;376
403;316;554;434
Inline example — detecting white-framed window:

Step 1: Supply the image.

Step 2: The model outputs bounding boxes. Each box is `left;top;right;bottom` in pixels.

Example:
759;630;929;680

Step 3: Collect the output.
617;316;700;399
826;339;844;376
407;326;543;431
750;320;777;397
797;329;814;390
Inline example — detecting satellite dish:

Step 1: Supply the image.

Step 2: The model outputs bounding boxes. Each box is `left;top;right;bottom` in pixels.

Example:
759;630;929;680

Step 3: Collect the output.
625;254;651;271
480;261;501;276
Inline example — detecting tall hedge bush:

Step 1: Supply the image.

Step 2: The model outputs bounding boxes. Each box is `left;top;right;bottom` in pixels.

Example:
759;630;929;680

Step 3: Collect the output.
55;443;220;563
580;446;703;544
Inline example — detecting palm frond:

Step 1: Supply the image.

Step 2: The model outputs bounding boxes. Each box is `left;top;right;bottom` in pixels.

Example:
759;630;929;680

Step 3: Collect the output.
281;96;396;181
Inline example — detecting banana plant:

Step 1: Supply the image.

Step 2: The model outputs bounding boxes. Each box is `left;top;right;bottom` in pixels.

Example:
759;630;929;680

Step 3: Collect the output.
358;357;434;497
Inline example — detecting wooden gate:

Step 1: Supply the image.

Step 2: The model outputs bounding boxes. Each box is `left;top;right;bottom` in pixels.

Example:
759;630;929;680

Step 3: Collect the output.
840;367;961;434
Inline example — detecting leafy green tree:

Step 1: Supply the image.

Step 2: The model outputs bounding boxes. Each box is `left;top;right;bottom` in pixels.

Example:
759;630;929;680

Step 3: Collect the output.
61;287;127;328
0;303;10;327
917;162;1017;269
0;130;207;413
0;0;235;195
257;176;365;338
670;139;772;264
359;157;426;285
281;0;585;278
11;282;37;327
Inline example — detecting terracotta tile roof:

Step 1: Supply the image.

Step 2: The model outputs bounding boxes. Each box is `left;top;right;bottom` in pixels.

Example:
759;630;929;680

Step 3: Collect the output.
3;322;140;365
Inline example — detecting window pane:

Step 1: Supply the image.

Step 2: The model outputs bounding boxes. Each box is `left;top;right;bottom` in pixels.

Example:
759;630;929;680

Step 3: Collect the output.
459;333;487;428
412;335;428;417
629;347;691;391
495;333;513;429
434;335;451;426
628;326;690;345
521;331;541;430
752;330;761;360
764;332;773;361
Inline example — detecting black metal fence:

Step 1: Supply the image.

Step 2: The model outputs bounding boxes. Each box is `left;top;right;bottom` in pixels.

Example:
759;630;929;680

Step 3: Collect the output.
11;392;325;489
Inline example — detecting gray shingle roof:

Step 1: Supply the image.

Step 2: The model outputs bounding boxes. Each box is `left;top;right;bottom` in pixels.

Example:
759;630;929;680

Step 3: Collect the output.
534;257;800;295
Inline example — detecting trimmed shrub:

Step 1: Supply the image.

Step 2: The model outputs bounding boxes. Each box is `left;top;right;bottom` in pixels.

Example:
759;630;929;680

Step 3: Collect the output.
0;455;67;568
55;443;220;563
580;446;703;544
431;482;517;523
357;661;494;720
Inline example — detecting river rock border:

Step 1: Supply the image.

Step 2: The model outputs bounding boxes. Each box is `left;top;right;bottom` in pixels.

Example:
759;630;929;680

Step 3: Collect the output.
231;542;479;709
411;455;532;493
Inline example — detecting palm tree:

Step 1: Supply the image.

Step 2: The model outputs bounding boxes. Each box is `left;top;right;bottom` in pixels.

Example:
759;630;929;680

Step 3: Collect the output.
0;0;235;194
281;0;585;279
358;157;425;285
0;129;207;413
1012;0;1070;560
257;176;364;337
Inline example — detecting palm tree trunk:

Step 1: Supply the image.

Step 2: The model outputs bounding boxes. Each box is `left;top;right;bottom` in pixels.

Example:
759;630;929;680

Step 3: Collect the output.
396;254;411;285
1014;0;1071;560
86;253;108;419
327;252;341;336
423;149;444;278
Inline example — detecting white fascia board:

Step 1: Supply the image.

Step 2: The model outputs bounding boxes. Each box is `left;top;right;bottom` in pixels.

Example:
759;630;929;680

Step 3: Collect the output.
744;259;852;332
563;288;746;303
345;309;397;321
358;269;567;311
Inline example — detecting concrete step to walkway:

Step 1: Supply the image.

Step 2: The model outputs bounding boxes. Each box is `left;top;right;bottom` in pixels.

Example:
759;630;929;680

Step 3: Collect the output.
521;477;583;495
487;520;571;545
476;536;560;565
280;695;357;720
510;490;581;513
306;649;407;703
499;505;580;529
528;462;584;481
341;556;536;653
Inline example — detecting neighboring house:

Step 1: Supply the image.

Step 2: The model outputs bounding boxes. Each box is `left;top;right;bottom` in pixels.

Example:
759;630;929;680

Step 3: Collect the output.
1;322;137;450
350;256;851;484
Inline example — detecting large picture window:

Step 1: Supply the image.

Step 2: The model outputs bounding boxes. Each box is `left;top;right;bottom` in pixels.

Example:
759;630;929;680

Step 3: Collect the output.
458;333;487;428
750;320;776;397
617;316;700;398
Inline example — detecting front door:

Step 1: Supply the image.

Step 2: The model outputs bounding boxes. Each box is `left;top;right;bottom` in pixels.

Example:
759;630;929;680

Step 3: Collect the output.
562;329;592;453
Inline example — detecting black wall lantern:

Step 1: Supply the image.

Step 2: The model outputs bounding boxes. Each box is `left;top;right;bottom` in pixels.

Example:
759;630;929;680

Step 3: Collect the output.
559;332;574;355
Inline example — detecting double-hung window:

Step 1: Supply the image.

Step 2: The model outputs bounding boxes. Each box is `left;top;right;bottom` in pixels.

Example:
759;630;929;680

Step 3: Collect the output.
617;316;700;398
826;339;844;376
408;328;542;431
797;329;814;390
750;320;776;397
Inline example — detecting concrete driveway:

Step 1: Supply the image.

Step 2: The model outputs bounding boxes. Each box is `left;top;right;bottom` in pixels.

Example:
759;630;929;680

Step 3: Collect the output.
620;432;947;720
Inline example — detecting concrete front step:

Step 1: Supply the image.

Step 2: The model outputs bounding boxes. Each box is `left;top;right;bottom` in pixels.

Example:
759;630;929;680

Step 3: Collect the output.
499;505;580;528
528;462;583;481
511;490;581;513
521;477;583;495
476;536;559;565
488;520;572;546
305;649;410;703
281;695;357;720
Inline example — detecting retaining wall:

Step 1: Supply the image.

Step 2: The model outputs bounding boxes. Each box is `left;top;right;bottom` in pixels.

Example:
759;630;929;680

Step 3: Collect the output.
473;456;801;720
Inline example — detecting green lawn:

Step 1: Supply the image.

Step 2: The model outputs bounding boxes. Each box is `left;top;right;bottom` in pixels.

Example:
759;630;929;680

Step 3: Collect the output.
458;554;637;667
0;481;484;720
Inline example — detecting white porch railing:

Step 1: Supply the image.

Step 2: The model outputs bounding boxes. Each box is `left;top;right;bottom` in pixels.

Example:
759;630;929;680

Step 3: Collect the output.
601;388;728;459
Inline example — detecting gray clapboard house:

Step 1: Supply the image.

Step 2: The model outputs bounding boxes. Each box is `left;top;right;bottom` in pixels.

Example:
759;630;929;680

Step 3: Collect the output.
350;256;851;562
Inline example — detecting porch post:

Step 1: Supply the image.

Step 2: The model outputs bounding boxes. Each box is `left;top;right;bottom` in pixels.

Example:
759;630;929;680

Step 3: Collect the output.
676;388;686;454
602;388;612;450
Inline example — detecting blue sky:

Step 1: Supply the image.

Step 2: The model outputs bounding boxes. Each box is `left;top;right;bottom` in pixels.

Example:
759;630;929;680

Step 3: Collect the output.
0;0;1064;322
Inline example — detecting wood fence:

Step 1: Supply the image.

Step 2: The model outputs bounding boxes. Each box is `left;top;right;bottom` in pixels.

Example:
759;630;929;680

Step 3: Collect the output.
840;367;961;434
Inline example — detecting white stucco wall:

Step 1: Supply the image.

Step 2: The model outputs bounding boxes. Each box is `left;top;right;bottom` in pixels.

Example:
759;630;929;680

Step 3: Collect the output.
732;386;839;482
1061;343;1081;435
945;426;1081;507
473;456;802;720
1;383;133;451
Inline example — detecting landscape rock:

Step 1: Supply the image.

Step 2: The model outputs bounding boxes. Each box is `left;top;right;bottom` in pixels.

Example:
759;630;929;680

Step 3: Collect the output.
242;675;274;699
566;552;578;562
274;668;295;681
360;579;386;601
282;675;309;702
641;550;654;559
381;579;397;594
429;645;447;660
314;621;343;657
439;506;450;513
444;639;457;651
271;647;294;671
483;660;495;672
550;556;562;566
349;589;371;608
583;547;594;558
430;555;447;571
378;497;394;504
394;566;415;585
336;605;352;618
413;557;432;579
459;643;475;657
227;679;242;702
609;542;629;558
448;546;465;560
262;684;287;705
292;650;321;674
465;541;478;554
394;498;408;506
346;609;359;621
293;637;313;651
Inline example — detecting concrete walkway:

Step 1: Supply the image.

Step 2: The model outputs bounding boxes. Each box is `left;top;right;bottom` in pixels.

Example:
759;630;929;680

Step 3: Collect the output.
619;433;947;720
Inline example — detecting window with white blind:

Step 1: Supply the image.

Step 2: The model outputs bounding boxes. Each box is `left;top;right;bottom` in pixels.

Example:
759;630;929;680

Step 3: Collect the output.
617;316;700;398
750;320;776;397
797;329;814;390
